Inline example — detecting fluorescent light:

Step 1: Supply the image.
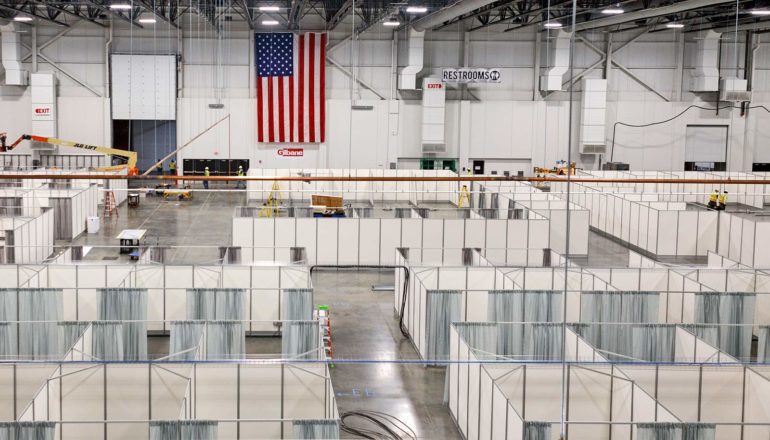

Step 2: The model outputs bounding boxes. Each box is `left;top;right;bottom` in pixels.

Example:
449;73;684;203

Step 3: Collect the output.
666;23;684;28
601;8;624;14
261;19;279;25
544;22;562;28
406;6;427;13
259;6;280;11
383;20;400;26
138;17;156;23
109;3;132;9
750;9;770;15
13;16;33;21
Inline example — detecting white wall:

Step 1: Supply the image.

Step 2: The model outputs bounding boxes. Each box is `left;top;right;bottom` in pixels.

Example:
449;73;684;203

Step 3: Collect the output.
0;24;767;172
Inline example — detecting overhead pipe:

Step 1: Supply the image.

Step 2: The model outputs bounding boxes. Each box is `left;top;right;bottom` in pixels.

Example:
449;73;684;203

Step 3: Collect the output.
1;23;28;86
398;28;424;90
569;0;736;32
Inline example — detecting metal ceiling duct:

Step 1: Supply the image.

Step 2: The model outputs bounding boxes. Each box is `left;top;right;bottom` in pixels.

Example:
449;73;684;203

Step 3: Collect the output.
569;0;736;31
411;0;501;31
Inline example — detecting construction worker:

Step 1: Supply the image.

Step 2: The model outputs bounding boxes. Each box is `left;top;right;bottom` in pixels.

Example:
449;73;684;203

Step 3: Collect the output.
708;189;719;209
155;160;163;176
169;159;176;175
237;165;245;189
718;191;728;210
203;167;210;189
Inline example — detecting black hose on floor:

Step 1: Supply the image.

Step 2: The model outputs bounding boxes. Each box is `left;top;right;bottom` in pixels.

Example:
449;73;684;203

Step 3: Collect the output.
309;265;411;338
339;410;417;439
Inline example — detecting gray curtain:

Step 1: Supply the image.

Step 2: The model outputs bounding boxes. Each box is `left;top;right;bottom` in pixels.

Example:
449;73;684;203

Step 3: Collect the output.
631;324;675;362
149;420;218;440
426;290;462;363
283;288;313;321
637;423;716;440
497;323;562;360
523;422;551;440
488;290;562;323
0;288;63;360
0;323;12;359
0;421;55;440
169;321;205;360
205;321;244;360
580;291;659;359
98;288;147;360
758;326;770;363
293;420;340;439
694;292;755;360
58;321;89;356
186;288;245;320
282;320;320;360
681;324;720;350
454;322;498;359
92;321;125;360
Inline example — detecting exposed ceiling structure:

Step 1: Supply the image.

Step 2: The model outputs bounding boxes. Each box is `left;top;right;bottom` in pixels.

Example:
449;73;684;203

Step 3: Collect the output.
0;0;769;33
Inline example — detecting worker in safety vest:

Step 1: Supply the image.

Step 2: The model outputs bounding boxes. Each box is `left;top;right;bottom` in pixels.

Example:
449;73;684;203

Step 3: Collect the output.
203;167;210;189
237;165;245;189
708;189;718;209
718;191;728;210
156;160;163;176
169;160;176;176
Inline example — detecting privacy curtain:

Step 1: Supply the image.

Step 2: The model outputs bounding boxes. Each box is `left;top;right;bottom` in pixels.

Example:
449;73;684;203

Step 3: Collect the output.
758;326;770;363
98;288;147;360
283;288;313;321
0;421;55;440
454;322;498;359
0;288;63;359
523;422;551;440
282;320;320;360
169;321;205;360
497;323;563;360
580;291;659;359
637;423;716;440
92;321;125;360
487;290;562;323
149;420;218;440
631;324;675;362
293;420;340;439
186;288;245;320
205;321;244;360
426;290;462;363
58;321;89;357
694;292;755;360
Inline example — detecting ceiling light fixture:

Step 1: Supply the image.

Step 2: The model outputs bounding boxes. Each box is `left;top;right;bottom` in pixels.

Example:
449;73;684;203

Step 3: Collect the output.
544;22;562;28
262;19;279;25
750;9;770;15
406;6;427;13
259;6;280;11
666;22;684;28
109;3;132;9
383;20;400;26
601;8;624;14
13;16;33;21
138;17;156;23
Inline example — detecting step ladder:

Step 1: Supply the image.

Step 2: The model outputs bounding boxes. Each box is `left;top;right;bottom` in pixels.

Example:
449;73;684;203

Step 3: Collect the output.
314;305;333;366
103;191;118;218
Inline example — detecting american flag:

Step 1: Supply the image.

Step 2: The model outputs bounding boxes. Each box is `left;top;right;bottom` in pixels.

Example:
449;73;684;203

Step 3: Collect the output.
256;32;326;143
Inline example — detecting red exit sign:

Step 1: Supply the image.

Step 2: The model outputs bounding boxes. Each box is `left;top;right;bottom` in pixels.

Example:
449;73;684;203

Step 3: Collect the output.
34;107;51;114
427;83;442;89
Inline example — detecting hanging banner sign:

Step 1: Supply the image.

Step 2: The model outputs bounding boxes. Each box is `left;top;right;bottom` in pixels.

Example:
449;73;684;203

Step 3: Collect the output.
442;68;502;83
277;148;304;157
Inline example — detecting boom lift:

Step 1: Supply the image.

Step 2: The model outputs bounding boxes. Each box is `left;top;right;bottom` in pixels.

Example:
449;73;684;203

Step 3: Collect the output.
0;133;139;174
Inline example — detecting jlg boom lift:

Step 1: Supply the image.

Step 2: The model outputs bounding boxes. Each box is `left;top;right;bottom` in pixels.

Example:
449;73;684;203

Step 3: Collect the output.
0;133;139;175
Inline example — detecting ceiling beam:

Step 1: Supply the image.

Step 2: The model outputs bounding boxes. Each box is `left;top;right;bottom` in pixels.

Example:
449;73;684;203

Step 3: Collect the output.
326;0;353;30
135;0;179;28
0;3;69;26
82;0;144;28
411;0;500;31
33;0;107;27
569;0;738;32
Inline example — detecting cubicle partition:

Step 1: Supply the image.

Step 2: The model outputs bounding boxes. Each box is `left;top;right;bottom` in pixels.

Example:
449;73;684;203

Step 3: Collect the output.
716;212;770;268
0;207;55;263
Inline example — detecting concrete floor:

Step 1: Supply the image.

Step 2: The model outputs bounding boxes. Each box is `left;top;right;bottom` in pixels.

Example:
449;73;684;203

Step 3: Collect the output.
312;269;462;439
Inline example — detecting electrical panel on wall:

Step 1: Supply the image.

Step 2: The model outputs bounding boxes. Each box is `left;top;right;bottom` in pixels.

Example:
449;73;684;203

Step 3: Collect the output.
421;77;446;153
111;54;177;120
30;73;57;140
579;78;607;155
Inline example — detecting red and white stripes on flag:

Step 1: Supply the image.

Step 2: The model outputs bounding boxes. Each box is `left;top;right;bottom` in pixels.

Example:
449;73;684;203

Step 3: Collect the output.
256;32;326;143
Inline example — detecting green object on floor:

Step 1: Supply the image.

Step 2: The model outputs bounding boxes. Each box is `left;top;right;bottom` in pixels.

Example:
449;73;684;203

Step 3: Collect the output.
316;304;329;311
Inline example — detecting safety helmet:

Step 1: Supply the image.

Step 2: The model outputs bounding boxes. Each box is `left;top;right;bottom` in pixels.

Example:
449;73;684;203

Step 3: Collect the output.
239;165;243;168
205;167;209;170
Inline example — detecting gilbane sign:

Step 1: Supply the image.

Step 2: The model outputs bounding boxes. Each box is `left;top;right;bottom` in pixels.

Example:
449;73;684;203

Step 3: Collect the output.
442;68;502;83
